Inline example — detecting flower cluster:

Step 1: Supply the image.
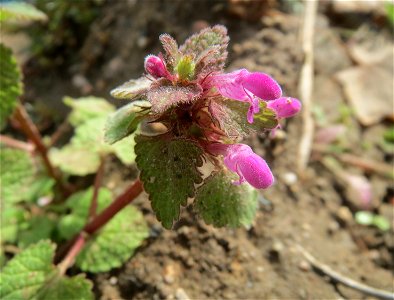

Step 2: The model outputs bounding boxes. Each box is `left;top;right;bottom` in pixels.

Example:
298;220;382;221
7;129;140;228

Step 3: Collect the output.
111;25;301;190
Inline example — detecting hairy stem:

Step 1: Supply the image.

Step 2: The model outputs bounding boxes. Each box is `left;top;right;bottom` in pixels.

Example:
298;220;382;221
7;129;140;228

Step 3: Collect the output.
57;179;144;268
88;156;106;220
13;105;70;195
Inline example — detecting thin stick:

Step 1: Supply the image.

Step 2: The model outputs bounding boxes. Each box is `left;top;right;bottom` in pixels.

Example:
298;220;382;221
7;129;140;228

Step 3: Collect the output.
313;144;393;178
13;105;69;195
0;134;34;152
297;0;318;175
56;179;144;267
88;156;106;220
297;245;394;300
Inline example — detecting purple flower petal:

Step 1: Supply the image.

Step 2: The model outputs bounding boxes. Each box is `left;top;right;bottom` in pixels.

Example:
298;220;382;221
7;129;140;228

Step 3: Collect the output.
208;69;250;101
144;55;169;79
209;143;274;189
242;72;282;100
266;97;301;118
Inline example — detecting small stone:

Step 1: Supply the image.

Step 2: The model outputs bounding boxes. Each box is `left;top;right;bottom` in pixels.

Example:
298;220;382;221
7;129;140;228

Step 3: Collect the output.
109;276;117;285
282;172;298;185
175;288;190;300
298;260;311;272
336;206;353;225
328;220;340;234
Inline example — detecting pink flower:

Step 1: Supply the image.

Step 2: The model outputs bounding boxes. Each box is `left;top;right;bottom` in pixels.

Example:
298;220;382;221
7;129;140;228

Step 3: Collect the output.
207;69;282;123
208;143;274;189
144;55;170;79
266;97;301;119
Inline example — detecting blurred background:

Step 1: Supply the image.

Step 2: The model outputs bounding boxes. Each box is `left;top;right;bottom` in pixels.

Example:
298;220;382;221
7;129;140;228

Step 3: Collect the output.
1;0;393;299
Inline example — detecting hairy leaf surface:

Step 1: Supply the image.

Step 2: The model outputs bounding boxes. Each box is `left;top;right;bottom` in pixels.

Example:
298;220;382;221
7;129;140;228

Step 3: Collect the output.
0;240;93;300
135;135;203;228
195;171;259;228
147;84;202;114
110;77;151;99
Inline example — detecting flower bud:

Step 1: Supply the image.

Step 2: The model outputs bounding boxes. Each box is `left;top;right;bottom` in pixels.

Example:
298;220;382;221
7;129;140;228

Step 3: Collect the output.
267;97;301;118
144;55;168;78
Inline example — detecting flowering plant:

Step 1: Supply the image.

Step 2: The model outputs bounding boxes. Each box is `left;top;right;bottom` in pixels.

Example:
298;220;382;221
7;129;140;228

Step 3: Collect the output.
109;25;301;228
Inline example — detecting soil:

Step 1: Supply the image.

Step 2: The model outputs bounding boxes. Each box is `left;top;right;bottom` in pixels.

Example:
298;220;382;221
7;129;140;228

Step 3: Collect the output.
18;0;393;299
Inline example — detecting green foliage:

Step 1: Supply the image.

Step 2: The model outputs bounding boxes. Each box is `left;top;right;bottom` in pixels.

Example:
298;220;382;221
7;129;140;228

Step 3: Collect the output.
110;77;151;99
58;188;112;240
386;2;394;27
135;135;203;228
175;55;195;80
104;100;150;144
0;2;47;22
355;211;390;231
0;148;35;203
0;204;26;244
58;187;149;273
50;97;136;175
0;44;22;130
383;126;394;144
18;216;56;249
147;84;202;114
180;25;229;64
194;171;259;228
210;100;278;138
76;204;148;273
254;102;278;129
64;96;115;127
0;240;93;300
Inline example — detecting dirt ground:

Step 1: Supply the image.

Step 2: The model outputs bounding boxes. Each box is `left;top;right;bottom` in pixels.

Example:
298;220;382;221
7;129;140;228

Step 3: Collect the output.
19;1;393;299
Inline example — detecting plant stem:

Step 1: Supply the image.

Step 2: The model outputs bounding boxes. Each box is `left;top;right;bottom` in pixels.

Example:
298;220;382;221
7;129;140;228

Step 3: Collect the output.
13;105;70;196
57;179;144;268
0;134;34;152
84;179;143;234
88;156;106;220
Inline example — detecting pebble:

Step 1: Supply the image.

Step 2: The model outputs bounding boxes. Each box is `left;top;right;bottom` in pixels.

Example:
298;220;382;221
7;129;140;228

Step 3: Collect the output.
298;260;311;272
282;172;298;185
109;276;117;285
175;288;190;300
336;206;353;224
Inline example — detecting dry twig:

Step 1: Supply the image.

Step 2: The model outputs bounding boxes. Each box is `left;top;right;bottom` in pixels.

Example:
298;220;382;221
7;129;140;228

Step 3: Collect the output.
296;245;394;300
297;0;318;175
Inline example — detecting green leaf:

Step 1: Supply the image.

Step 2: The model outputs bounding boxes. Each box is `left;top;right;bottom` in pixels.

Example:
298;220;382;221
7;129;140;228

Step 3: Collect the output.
135;135;203;228
0;148;35;203
179;25;229;63
0;240;54;299
76;204;148;273
383;126;394;144
372;215;390;231
355;211;374;225
253;102;278;129
386;2;394;27
147;83;202;114
0;203;26;244
49;145;101;176
64;96;115;127
104;100;150;144
194;171;259;228
0;240;93;300
110;77;151;99
58;187;112;240
50;116;136;175
38;275;93;300
0;44;22;130
0;2;47;22
18;216;56;249
58;187;148;272
24;176;55;203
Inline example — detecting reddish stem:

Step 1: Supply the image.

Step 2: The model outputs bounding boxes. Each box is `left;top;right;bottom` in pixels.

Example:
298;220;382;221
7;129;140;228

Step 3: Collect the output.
84;179;143;234
13;105;70;196
57;179;144;267
88;156;106;220
0;134;34;152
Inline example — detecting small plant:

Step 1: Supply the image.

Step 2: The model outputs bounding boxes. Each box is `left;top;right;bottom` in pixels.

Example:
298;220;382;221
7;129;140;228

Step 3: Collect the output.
0;16;300;299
